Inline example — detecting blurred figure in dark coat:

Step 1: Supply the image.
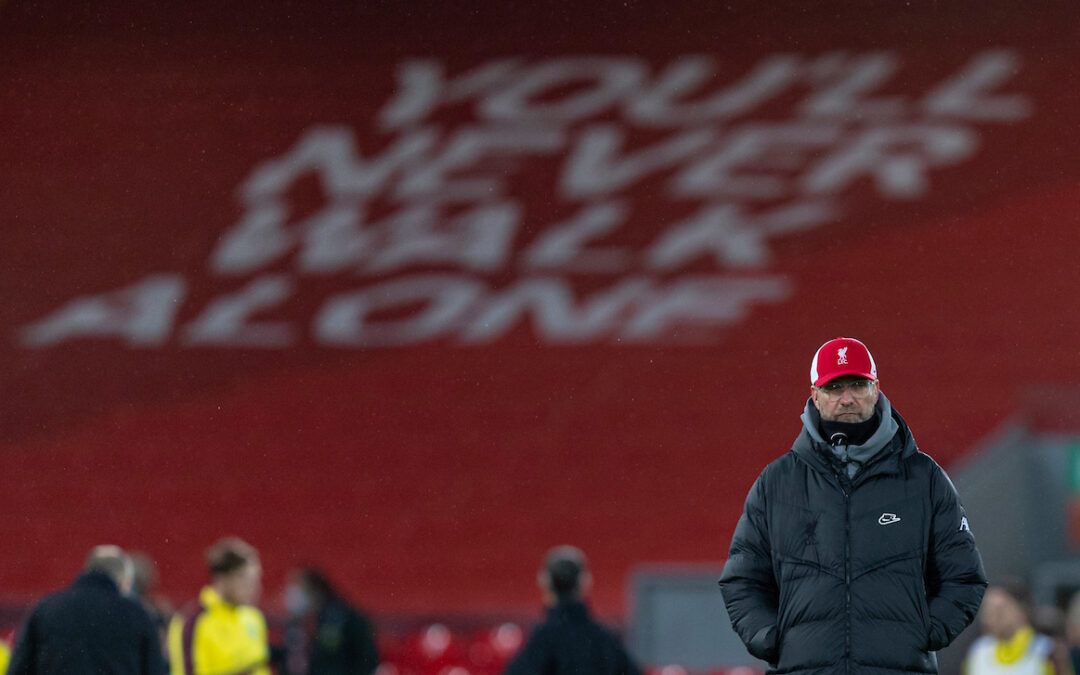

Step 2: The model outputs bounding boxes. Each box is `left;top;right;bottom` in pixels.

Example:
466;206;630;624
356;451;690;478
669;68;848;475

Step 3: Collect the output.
8;545;165;675
502;546;641;675
281;567;379;675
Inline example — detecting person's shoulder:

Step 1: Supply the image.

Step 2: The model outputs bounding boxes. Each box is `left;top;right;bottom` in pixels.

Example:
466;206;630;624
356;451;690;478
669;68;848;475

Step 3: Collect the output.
733;452;800;503
173;595;209;619
24;589;62;622
907;449;940;470
585;618;633;658
593;618;626;643
768;451;799;469
117;593;153;616
341;602;373;627
910;451;964;490
321;599;356;626
523;617;557;645
1031;631;1056;656
115;595;160;632
34;586;68;607
570;607;623;641
31;581;86;615
170;597;211;637
967;634;995;654
238;604;268;628
540;613;618;646
902;451;962;501
757;451;801;484
903;447;951;478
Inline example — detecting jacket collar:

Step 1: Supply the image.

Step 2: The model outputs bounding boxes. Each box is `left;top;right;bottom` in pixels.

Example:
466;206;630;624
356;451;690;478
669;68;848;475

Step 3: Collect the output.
801;392;898;465
74;571;120;593
792;392;917;486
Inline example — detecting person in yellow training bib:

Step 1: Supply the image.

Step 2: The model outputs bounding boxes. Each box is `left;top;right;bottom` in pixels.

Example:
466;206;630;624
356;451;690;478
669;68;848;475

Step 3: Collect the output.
964;581;1068;675
168;537;269;675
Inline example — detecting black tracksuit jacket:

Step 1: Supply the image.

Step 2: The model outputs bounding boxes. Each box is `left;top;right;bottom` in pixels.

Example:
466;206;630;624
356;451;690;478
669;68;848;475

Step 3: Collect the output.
502;600;641;675
719;405;986;675
8;572;165;675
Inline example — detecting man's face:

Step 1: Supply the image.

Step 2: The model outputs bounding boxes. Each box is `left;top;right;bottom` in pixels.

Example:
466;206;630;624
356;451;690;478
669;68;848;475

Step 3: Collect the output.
222;560;262;606
283;571;314;616
979;587;1027;640
811;375;879;422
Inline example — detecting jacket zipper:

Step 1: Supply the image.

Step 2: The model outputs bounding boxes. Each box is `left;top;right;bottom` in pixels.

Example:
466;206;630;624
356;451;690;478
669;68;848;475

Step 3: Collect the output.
843;484;851;675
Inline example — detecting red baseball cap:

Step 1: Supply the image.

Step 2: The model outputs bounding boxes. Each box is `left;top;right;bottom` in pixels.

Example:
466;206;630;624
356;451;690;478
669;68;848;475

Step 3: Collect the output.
810;337;878;387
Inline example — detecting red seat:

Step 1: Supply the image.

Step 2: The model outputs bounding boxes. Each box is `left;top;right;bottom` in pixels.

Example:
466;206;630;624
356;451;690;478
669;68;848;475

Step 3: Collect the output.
393;623;467;675
464;621;524;674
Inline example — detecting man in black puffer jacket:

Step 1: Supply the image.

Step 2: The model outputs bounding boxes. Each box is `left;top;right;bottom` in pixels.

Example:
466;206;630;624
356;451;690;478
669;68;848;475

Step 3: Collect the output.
719;337;986;675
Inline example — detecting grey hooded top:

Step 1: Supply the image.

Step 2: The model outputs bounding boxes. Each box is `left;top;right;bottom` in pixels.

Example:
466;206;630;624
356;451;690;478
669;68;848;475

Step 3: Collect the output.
800;392;900;478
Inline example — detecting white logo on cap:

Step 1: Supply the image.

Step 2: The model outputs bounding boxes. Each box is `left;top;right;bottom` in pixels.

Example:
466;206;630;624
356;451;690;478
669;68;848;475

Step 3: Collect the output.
837;347;848;364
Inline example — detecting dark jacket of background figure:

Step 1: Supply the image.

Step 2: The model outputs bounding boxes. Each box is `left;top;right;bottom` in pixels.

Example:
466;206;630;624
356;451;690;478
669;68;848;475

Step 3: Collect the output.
300;597;379;675
502;600;641;675
719;403;987;675
8;571;165;675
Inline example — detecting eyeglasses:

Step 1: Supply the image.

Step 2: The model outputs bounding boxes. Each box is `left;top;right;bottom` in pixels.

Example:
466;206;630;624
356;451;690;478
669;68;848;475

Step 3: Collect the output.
817;379;875;397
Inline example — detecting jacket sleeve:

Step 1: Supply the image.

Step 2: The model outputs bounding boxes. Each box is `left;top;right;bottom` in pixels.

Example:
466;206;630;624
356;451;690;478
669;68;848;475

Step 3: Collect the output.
719;472;779;664
925;463;987;651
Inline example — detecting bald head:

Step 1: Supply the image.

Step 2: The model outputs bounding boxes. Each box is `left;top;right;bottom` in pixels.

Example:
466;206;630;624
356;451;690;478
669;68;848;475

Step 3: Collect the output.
84;545;134;594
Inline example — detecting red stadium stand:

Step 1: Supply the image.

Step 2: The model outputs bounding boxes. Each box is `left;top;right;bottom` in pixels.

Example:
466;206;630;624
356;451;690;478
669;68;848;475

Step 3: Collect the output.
0;8;1078;675
464;622;524;674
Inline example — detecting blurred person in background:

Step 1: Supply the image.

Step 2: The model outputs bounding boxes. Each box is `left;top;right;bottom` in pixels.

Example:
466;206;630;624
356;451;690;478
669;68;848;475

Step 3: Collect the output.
167;537;269;675
8;545;165;675
1031;604;1072;675
720;337;986;674
964;580;1064;674
1065;591;1080;675
280;567;379;675
502;545;641;675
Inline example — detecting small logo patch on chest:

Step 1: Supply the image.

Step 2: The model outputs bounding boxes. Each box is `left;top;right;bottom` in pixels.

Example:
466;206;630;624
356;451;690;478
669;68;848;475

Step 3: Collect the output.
878;512;901;525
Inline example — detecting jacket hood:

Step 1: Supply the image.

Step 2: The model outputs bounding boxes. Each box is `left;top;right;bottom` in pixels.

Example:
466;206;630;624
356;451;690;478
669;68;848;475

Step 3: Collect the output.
795;392;913;480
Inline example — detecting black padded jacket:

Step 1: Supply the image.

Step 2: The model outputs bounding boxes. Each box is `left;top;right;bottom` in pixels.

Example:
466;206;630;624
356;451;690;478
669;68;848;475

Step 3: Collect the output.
719;402;986;675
